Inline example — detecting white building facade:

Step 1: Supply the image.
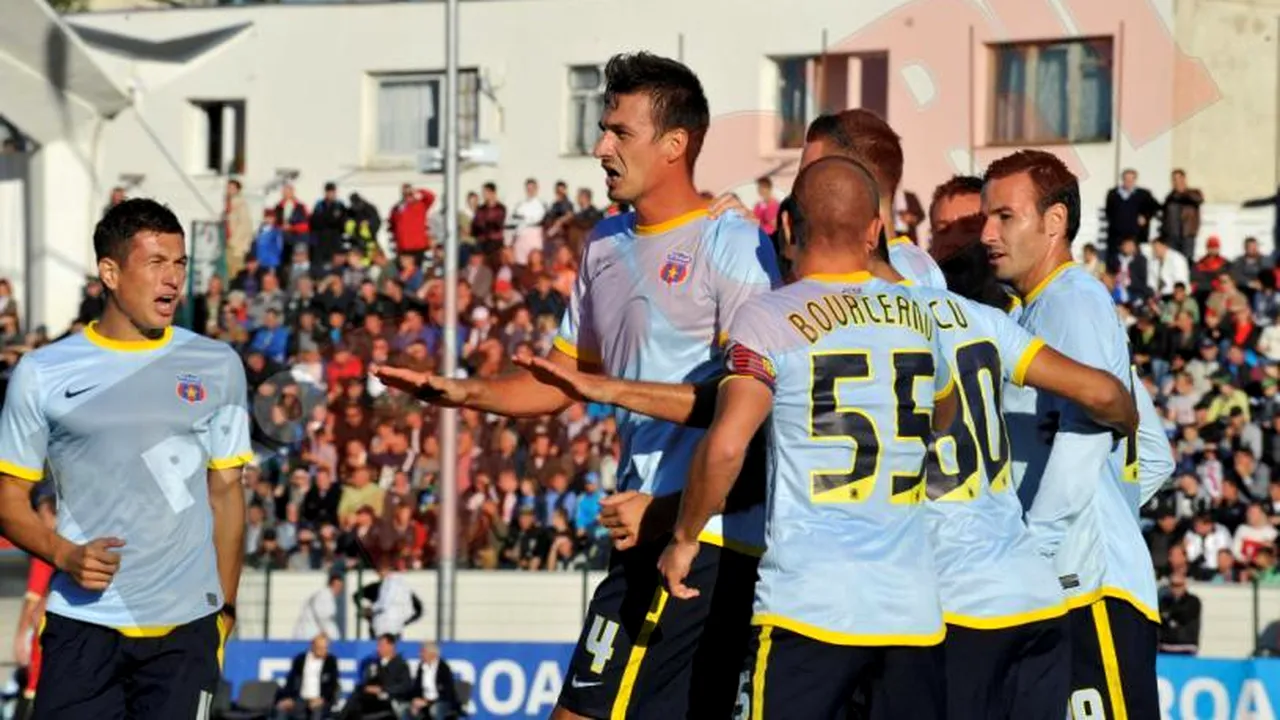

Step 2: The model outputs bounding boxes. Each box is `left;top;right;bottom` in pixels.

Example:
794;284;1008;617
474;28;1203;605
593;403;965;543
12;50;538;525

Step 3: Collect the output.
0;0;1275;331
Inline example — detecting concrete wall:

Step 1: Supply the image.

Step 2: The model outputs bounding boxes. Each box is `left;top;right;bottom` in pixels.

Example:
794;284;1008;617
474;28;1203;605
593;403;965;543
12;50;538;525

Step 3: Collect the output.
1172;0;1280;204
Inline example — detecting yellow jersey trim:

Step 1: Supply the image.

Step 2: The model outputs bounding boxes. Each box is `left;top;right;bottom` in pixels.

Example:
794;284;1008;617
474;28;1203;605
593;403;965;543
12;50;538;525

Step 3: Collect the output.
1092;602;1130;720
943;601;1068;630
551;336;602;365
116;625;179;638
697;531;765;558
84;321;173;352
0;460;43;482
888;235;913;246
1011;338;1045;387
753;614;946;647
217;614;229;670
808;271;873;284
208;452;255;471
610;587;669;719
1022;262;1075;305
752;626;772;719
635;208;709;236
1064;586;1160;624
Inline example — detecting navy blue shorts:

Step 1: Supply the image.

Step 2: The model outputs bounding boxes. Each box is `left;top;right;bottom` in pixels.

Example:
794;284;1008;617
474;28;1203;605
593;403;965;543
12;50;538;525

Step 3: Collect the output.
1068;597;1159;720
33;611;224;720
557;538;758;720
944;616;1070;720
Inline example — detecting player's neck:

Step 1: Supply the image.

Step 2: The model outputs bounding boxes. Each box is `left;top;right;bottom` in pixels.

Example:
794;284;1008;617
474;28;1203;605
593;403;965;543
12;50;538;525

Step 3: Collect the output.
796;250;870;280
1015;249;1074;299
631;177;706;229
96;303;168;342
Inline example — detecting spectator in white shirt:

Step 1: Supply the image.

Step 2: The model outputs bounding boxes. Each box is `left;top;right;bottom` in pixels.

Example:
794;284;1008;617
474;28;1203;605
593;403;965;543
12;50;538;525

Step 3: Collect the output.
1149;236;1192;298
1185;513;1234;574
276;634;338;720
294;575;344;641
359;560;421;639
410;642;461;719
1233;503;1278;564
510;178;547;266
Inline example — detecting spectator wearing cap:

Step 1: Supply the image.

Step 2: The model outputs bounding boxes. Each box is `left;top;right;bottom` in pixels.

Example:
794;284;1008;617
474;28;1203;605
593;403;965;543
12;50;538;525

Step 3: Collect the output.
1193;237;1229;292
389;184;436;262
1158;571;1202;655
463;305;496;359
311;182;348;265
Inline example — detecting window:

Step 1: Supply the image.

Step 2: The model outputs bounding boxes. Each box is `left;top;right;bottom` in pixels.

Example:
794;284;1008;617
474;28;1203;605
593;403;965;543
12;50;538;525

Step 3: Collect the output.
567;65;606;156
373;71;479;162
990;38;1113;145
191;100;245;175
774;53;889;149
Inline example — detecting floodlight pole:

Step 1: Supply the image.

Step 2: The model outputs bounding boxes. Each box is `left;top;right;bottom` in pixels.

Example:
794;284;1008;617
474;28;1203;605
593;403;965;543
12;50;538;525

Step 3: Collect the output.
438;0;460;643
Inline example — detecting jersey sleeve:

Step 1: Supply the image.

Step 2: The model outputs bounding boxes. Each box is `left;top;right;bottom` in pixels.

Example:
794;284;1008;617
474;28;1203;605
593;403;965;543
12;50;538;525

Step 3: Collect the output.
554;235;602;364
724;299;780;393
977;303;1045;387
709;216;782;347
206;350;254;470
1027;294;1123;436
0;357;47;482
1133;366;1175;504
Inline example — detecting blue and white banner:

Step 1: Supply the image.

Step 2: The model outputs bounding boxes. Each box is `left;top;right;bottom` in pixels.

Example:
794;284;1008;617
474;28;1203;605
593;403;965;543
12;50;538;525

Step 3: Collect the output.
224;641;573;720
1157;655;1280;719
226;644;1280;719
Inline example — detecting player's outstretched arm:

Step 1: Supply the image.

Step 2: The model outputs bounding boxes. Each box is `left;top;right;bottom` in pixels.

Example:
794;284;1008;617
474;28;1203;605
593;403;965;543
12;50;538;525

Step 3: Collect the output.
208;466;246;632
658;377;772;600
1133;366;1175;505
373;347;583;419
512;355;708;426
1020;345;1138;437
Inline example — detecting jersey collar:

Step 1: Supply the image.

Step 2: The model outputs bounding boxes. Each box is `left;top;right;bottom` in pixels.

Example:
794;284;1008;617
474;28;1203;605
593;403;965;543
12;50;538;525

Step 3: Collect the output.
1023;262;1076;305
85;321;173;352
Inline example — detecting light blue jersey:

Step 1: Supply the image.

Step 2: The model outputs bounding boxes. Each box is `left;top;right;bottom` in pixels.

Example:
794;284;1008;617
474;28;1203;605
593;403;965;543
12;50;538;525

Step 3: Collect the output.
1005;263;1159;622
725;273;952;645
911;287;1066;629
555;209;781;553
889;236;947;289
0;323;252;633
1133;366;1176;505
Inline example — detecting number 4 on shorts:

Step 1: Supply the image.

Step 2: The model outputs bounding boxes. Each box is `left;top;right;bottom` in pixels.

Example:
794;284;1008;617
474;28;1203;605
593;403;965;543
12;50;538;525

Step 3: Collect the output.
585;615;620;674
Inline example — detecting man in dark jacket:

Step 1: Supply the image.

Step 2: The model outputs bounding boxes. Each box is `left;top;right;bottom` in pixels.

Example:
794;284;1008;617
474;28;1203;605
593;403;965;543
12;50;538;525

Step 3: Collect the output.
311;182;349;267
276;635;340;719
1158;572;1202;655
342;634;414;719
1105;168;1160;261
1161;169;1203;260
410;642;463;719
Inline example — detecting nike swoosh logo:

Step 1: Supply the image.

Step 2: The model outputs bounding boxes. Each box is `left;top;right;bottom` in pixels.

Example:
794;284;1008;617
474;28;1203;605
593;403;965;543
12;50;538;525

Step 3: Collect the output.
64;385;98;399
569;676;602;689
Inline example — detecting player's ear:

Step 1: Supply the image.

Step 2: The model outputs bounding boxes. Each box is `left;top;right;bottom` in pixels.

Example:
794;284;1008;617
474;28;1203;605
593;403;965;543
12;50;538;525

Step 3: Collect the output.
662;128;688;167
1043;202;1067;243
865;217;884;254
98;257;120;293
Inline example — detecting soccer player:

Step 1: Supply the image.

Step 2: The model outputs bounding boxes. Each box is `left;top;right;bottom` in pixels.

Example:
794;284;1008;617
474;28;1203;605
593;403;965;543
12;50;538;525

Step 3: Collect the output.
981;150;1161;719
657;155;953;718
0;199;251;720
374;52;780;720
713;109;947;290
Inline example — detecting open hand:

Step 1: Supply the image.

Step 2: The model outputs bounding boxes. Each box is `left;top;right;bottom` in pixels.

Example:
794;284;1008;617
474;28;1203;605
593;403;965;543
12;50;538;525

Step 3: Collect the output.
370;364;466;406
707;193;754;222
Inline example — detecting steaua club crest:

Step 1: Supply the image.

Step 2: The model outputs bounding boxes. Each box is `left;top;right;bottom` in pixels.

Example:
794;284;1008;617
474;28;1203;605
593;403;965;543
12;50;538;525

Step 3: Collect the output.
176;373;207;404
659;251;693;286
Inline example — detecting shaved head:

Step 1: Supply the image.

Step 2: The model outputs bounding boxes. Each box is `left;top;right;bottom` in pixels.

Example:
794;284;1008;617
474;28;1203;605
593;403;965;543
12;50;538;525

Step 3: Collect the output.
791;156;881;252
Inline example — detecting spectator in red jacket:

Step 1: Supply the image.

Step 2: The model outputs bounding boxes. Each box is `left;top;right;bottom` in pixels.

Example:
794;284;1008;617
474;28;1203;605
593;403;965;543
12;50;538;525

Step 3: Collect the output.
389;184;436;261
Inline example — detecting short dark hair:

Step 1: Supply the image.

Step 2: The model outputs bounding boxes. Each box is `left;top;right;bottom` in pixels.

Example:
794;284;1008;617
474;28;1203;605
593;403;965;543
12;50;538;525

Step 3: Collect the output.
377;633;397;645
805;110;904;197
483;182;497;192
93;198;184;264
757;176;773;189
603;52;710;169
983;150;1080;241
929;175;984;222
